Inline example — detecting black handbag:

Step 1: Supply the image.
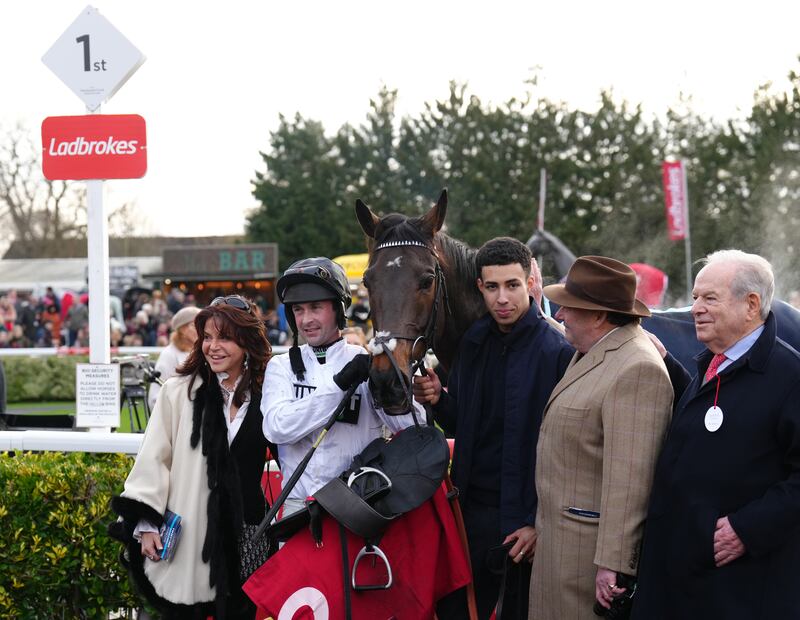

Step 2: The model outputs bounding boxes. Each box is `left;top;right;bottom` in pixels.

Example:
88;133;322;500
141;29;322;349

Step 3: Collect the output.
238;522;273;580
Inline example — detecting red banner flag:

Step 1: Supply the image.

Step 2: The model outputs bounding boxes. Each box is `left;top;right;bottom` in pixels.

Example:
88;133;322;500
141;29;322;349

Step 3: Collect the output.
662;161;688;240
244;486;471;619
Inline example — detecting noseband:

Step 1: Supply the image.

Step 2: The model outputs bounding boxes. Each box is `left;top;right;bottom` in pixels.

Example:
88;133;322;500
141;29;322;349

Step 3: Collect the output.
366;240;449;416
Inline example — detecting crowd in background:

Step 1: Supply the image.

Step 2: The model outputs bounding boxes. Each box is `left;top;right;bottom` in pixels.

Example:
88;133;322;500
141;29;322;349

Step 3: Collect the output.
0;287;298;349
0;286;74;348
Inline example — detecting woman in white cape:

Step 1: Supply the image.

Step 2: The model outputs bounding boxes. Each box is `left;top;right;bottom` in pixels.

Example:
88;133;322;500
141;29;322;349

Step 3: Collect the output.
111;296;274;619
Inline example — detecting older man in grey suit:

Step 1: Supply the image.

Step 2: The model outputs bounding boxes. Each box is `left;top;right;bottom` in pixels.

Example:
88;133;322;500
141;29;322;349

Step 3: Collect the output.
529;256;673;620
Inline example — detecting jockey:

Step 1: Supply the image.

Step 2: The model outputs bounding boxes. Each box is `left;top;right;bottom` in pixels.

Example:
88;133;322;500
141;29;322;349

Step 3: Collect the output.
261;257;423;516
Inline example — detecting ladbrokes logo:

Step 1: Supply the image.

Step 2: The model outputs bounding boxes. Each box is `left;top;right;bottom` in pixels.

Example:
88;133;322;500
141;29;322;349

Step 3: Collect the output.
42;114;147;180
46;136;140;156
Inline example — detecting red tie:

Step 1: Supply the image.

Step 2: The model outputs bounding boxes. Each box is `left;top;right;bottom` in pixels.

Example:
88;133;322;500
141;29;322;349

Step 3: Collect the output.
704;353;727;383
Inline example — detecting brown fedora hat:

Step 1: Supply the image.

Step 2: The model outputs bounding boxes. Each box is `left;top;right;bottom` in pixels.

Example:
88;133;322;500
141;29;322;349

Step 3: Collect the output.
543;256;651;317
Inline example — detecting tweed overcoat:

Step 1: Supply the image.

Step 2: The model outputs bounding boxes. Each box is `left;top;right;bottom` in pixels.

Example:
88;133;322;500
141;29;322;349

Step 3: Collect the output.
529;323;673;620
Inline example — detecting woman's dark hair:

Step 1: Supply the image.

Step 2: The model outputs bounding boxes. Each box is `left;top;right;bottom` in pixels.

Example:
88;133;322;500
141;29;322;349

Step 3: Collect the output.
180;300;270;408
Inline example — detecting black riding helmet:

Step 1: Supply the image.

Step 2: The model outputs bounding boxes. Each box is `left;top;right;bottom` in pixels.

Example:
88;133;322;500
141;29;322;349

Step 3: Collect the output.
278;257;352;332
278;257;352;380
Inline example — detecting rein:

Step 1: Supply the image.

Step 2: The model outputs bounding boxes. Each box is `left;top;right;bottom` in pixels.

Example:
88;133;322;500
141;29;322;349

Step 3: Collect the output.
370;331;423;424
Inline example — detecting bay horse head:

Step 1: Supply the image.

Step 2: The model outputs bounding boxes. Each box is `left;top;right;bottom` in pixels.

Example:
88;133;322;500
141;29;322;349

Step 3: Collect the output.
355;190;449;414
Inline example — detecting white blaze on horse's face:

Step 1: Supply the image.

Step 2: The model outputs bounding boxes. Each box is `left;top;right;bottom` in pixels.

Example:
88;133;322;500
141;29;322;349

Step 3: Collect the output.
386;256;403;269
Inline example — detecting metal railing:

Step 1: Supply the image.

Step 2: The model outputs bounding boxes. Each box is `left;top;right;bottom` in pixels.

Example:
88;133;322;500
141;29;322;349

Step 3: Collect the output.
0;429;143;454
0;345;290;357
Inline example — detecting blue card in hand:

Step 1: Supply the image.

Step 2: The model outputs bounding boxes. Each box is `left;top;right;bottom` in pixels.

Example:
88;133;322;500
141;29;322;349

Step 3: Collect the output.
158;510;182;561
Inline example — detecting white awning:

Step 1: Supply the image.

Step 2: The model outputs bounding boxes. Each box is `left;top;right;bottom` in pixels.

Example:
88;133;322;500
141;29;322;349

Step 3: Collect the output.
0;256;162;293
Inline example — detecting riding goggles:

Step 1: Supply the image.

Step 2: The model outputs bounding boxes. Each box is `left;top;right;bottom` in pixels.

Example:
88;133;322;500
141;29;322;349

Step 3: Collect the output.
283;264;332;280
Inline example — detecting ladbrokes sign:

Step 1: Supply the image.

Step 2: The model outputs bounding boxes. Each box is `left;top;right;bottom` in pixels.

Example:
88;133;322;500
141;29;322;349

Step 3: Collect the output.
42;114;147;180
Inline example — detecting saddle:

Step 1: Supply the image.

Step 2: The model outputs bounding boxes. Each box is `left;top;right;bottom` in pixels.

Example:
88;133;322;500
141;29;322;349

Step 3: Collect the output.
317;423;449;534
267;424;450;590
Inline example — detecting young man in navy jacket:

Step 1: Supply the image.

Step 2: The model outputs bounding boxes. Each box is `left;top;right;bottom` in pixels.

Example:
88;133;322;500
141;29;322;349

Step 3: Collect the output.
414;237;573;619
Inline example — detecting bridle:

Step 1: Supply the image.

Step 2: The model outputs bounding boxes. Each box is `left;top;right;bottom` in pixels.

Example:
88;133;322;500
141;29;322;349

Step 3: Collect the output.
366;240;449;417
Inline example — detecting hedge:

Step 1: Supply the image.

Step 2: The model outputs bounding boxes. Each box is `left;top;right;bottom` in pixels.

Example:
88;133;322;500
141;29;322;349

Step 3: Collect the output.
0;451;139;618
1;355;86;402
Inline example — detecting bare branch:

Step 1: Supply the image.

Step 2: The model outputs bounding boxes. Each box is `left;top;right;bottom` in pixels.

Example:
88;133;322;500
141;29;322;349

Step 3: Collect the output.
0;122;88;251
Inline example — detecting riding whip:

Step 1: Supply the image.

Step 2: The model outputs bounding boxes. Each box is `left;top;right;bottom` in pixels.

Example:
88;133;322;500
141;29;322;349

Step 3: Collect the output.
253;382;359;542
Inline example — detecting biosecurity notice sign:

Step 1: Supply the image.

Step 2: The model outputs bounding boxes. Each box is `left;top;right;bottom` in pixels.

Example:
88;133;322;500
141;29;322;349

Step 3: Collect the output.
42;114;147;180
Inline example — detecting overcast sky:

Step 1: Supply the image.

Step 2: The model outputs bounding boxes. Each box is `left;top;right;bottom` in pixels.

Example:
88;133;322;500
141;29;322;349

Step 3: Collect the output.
3;0;800;239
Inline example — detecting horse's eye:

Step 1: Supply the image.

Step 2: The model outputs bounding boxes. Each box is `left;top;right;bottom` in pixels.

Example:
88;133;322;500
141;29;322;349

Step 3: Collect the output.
361;277;370;290
420;275;435;290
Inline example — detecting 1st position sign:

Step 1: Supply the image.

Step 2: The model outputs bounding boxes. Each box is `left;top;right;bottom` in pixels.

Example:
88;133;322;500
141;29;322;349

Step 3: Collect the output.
42;5;145;111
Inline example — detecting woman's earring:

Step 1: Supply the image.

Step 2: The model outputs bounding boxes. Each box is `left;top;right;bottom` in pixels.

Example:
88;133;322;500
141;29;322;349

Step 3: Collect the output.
243;353;250;371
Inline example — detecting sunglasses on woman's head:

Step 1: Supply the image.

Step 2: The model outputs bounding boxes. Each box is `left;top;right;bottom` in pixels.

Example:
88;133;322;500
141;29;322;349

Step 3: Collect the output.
210;295;251;312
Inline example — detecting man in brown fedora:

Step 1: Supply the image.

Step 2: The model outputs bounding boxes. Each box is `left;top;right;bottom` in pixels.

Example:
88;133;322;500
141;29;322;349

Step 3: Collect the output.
529;256;674;620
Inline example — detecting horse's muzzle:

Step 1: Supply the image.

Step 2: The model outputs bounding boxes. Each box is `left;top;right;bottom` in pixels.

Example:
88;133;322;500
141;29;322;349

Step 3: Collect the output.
368;367;411;415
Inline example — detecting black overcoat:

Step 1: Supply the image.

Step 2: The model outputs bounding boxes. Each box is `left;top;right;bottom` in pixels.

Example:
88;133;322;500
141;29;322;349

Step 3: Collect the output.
633;312;800;619
433;303;573;535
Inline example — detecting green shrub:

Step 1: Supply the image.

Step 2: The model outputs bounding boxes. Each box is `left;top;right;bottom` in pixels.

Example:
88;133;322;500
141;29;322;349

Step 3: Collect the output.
46;356;84;401
2;356;86;402
0;451;138;618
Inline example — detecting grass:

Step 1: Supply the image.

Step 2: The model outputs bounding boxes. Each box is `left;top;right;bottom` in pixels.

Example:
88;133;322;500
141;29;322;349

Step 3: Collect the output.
5;400;148;433
7;401;76;415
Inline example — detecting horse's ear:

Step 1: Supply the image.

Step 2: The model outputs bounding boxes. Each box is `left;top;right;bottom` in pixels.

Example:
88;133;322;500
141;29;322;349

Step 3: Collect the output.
420;189;448;235
355;199;379;239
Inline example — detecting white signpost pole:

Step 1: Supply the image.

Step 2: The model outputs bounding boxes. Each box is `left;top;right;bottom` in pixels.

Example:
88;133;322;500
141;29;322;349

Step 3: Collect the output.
85;144;111;364
84;104;112;433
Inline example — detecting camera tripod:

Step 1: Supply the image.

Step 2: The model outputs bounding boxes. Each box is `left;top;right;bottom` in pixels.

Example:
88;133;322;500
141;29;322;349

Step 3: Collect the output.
121;383;151;433
113;355;162;433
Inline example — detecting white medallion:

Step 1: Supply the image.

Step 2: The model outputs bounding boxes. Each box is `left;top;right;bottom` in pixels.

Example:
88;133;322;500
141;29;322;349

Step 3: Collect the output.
705;406;724;432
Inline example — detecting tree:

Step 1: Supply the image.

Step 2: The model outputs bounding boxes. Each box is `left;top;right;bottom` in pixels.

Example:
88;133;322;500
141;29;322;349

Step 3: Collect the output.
247;89;422;267
0;122;86;256
742;65;800;296
248;59;800;301
247;114;363;268
334;86;417;215
106;199;150;238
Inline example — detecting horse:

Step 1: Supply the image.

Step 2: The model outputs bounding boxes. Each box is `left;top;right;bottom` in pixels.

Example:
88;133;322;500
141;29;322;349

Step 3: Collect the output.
355;190;485;414
356;190;800;411
525;229;576;282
